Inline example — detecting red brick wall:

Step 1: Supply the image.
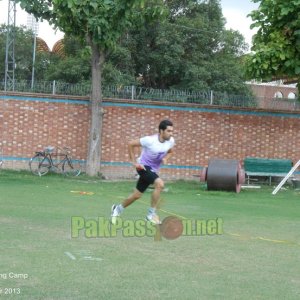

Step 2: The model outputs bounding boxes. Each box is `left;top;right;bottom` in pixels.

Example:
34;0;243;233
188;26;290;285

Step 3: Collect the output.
249;83;297;99
1;92;300;179
248;83;298;110
0;97;89;160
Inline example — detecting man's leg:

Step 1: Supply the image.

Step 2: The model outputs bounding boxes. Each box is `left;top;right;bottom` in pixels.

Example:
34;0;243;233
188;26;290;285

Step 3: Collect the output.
122;189;143;207
151;178;164;209
146;178;164;224
111;189;142;224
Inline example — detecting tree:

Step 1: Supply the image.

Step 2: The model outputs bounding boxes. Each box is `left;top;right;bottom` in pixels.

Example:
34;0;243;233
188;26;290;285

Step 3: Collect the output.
210;29;250;95
15;0;164;176
0;24;37;81
44;34;136;86
127;0;250;94
246;0;300;93
44;36;91;84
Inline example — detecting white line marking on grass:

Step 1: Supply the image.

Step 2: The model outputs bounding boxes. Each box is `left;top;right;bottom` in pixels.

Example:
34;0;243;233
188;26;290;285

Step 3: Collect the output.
257;236;298;244
76;250;92;256
75;250;103;261
228;233;241;237
241;185;261;189
64;252;76;260
80;256;103;261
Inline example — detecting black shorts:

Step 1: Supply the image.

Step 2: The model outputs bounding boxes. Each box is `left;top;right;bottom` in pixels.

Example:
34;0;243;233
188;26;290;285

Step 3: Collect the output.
136;166;159;193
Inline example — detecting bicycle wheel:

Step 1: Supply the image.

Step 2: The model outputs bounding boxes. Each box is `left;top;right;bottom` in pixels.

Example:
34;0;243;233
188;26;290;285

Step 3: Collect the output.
29;153;46;175
38;157;51;176
62;159;81;176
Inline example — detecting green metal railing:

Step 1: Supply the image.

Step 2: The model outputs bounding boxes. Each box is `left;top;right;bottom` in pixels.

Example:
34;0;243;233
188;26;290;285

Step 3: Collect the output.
2;78;287;110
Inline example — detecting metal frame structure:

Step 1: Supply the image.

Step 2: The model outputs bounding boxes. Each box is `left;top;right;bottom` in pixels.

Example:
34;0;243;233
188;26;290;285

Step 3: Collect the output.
27;14;39;89
272;159;300;195
4;0;17;92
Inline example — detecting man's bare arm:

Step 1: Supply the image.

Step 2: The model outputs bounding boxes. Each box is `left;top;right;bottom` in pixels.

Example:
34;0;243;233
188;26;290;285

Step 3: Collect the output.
128;139;145;169
162;148;173;165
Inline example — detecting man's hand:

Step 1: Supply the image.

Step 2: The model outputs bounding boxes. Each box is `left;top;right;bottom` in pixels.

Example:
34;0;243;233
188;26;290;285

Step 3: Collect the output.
162;149;173;165
128;139;142;170
133;163;146;171
162;158;168;165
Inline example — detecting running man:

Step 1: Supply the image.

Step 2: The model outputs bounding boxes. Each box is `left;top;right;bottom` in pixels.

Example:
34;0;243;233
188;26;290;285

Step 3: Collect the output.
111;119;175;225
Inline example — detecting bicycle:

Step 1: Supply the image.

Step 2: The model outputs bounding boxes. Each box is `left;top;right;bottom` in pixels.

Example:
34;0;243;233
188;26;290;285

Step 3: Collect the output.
29;146;82;176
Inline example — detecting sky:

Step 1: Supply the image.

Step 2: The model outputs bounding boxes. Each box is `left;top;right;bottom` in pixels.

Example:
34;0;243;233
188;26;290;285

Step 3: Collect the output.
0;0;64;49
0;0;259;50
222;0;259;46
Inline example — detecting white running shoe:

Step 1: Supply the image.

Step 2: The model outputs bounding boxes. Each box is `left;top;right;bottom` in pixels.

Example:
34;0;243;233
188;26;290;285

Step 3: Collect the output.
111;204;120;225
146;213;161;225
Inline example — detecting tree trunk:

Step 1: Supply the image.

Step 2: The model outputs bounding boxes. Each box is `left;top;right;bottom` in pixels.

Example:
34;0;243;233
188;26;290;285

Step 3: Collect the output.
298;79;300;101
86;42;105;176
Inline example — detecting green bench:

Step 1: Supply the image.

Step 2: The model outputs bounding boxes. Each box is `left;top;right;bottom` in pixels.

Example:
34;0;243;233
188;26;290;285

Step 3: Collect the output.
244;157;293;185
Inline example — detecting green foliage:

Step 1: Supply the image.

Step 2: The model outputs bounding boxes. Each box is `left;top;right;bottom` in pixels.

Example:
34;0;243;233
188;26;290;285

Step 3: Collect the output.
14;0;165;88
5;0;251;97
0;24;36;80
42;34;136;85
16;0;164;50
45;55;90;83
62;35;86;57
127;0;250;95
102;62;137;86
34;51;59;81
103;44;137;86
246;0;300;89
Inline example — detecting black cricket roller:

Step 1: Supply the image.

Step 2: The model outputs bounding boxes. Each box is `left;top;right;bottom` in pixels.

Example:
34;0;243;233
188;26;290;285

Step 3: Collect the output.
201;159;245;193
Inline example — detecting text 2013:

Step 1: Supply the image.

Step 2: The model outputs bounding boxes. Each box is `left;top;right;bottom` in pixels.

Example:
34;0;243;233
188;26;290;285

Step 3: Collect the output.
0;288;21;295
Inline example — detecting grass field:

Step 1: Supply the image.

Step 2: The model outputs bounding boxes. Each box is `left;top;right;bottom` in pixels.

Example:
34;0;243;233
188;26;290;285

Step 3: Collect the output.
0;170;300;300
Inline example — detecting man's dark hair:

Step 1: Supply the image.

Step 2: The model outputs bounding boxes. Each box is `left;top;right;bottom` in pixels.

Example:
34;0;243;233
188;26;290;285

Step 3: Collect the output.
159;119;173;131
